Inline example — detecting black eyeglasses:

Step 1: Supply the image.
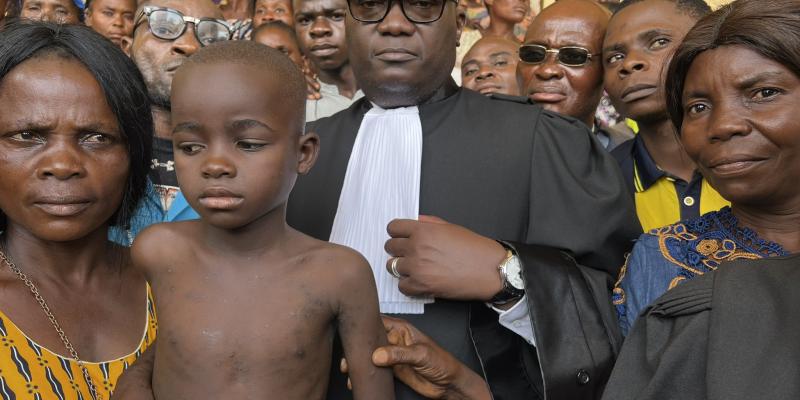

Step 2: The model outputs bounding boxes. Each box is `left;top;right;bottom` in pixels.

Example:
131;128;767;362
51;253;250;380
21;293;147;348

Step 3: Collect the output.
134;6;232;47
347;0;459;24
518;44;599;67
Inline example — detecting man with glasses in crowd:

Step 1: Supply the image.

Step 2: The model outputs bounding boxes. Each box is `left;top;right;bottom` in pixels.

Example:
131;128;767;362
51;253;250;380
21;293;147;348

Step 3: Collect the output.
124;0;231;236
286;0;639;398
517;0;632;150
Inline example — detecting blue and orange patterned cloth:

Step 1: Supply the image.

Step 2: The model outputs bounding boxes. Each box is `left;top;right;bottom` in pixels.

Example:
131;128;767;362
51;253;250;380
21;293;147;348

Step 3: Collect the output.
613;207;789;336
0;284;157;399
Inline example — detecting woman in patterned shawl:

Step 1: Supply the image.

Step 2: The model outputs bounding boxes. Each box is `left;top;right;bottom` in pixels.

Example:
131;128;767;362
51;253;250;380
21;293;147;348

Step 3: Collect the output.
613;0;800;336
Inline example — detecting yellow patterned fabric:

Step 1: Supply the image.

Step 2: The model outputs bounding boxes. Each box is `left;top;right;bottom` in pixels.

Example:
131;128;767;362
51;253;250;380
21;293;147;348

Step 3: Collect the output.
0;284;157;399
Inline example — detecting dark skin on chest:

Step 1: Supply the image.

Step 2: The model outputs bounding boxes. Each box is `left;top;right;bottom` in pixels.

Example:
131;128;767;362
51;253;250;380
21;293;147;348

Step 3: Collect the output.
0;248;147;363
134;222;392;400
151;244;335;399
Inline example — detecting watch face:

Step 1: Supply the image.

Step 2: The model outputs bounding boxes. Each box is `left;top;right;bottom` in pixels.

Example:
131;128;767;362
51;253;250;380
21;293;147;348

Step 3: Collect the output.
506;256;525;290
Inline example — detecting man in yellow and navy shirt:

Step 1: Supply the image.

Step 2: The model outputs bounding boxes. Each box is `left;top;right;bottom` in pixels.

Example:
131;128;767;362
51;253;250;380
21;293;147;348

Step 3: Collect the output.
603;0;727;232
612;134;729;232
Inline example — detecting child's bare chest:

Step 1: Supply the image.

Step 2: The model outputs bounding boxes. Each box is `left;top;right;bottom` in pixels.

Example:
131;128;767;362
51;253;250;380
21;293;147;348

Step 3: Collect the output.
151;267;337;384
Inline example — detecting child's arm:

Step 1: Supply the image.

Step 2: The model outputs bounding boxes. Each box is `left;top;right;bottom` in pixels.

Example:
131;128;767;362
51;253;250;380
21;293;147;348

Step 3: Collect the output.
111;342;155;400
334;251;396;400
130;223;181;282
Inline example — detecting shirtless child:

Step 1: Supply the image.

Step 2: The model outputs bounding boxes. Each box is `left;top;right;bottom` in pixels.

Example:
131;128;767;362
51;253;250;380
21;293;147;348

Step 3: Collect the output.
128;41;394;399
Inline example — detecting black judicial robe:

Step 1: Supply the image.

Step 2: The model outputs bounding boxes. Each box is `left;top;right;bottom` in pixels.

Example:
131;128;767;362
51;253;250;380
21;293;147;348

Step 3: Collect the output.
602;255;800;400
287;85;641;400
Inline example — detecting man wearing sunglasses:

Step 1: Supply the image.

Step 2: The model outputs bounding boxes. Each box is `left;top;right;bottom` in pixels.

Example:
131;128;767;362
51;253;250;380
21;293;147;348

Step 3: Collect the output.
517;0;631;151
286;0;640;398
126;0;231;231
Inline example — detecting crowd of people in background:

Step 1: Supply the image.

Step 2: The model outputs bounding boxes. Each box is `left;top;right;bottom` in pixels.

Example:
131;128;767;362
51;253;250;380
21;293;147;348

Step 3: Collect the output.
0;0;798;399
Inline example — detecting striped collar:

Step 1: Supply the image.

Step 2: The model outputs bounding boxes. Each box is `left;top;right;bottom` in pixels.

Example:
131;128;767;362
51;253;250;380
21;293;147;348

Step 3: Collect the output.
631;135;669;192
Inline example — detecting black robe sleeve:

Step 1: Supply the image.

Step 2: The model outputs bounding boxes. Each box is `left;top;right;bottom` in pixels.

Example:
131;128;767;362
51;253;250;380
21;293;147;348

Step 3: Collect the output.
524;112;640;274
600;275;713;400
705;256;800;399
472;111;641;399
602;255;800;400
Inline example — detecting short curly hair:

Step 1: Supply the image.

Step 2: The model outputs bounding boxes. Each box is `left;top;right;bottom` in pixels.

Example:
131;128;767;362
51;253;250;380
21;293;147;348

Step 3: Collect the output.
615;0;711;20
176;40;307;132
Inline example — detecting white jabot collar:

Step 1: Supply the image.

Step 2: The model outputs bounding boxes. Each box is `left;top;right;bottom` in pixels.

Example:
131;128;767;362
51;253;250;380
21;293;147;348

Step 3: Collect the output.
328;104;432;314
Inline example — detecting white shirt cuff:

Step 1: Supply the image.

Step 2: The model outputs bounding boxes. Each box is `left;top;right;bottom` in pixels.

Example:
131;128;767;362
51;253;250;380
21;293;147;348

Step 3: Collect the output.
490;294;536;347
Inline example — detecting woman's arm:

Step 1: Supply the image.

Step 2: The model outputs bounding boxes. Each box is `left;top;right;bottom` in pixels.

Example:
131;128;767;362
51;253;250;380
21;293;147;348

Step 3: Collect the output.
613;234;662;337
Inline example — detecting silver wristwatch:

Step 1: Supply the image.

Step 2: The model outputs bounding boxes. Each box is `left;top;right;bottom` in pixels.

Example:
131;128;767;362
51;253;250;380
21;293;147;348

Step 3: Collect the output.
490;242;525;305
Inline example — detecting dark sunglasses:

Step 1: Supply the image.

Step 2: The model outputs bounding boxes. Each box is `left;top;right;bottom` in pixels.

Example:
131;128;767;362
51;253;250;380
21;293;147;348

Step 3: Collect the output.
518;44;599;67
134;6;232;47
347;0;459;24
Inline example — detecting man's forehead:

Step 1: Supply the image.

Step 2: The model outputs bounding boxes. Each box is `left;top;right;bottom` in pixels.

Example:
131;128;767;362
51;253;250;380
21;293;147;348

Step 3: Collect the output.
605;2;694;45
465;39;518;64
28;0;73;6
258;0;291;6
525;16;605;49
140;0;223;19
527;0;608;47
96;0;136;10
294;0;346;13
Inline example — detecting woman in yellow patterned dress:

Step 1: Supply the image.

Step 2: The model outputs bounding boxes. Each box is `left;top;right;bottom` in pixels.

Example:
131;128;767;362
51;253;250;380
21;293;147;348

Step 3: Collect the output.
0;21;155;399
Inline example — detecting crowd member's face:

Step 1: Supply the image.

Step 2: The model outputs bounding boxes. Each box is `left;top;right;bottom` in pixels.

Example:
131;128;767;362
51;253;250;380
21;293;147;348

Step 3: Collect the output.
603;0;696;123
0;57;129;242
253;0;294;27
486;0;528;24
253;27;304;68
680;45;800;210
85;0;137;47
294;0;348;72
461;37;519;96
517;1;606;126
20;0;81;24
130;0;223;108
171;63;317;229
346;0;465;108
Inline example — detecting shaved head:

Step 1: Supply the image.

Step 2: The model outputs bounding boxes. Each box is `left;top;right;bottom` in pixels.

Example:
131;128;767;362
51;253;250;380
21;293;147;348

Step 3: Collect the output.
176;40;307;129
532;0;610;41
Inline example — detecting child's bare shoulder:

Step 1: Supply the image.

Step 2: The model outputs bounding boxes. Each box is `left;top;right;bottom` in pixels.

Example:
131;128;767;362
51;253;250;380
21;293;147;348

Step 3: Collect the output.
131;220;203;270
292;232;373;287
